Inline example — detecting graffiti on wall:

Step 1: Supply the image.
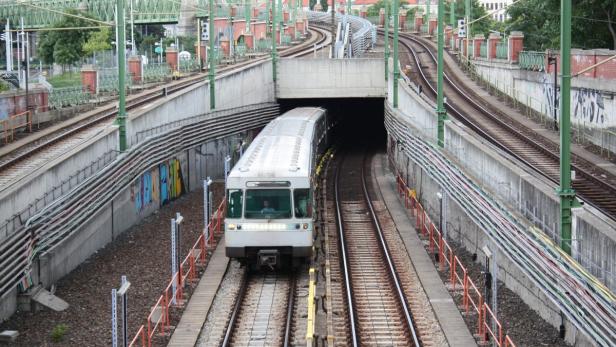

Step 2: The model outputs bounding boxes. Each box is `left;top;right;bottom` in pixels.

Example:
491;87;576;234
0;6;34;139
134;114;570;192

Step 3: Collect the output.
542;73;613;126
573;88;606;125
132;158;184;211
542;73;560;121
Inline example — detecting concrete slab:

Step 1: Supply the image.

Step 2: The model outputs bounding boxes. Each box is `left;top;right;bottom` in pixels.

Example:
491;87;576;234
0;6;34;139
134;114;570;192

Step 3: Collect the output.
167;238;230;347
31;286;68;311
372;153;477;347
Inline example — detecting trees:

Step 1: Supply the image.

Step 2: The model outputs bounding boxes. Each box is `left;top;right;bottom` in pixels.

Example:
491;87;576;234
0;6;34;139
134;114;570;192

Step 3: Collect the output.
83;27;112;57
37;9;100;67
508;0;616;50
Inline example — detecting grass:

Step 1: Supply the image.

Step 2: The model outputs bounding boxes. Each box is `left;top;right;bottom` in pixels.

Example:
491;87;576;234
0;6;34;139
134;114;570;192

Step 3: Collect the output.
47;72;82;88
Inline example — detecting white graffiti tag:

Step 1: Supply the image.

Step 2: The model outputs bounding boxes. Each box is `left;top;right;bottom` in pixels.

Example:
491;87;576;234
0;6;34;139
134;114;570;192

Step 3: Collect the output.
573;88;606;125
542;73;559;121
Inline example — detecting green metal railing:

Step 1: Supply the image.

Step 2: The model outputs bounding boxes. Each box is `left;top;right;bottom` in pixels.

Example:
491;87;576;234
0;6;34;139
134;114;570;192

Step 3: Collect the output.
49;87;91;109
98;68;132;93
142;63;171;83
255;39;271;53
179;58;201;73
479;42;487;58
519;51;546;71
496;42;508;59
281;34;292;46
235;44;247;58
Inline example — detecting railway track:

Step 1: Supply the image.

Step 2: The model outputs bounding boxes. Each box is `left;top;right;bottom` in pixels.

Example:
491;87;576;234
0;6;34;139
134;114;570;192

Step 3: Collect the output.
0;27;330;192
334;150;420;347
221;271;296;347
399;33;616;221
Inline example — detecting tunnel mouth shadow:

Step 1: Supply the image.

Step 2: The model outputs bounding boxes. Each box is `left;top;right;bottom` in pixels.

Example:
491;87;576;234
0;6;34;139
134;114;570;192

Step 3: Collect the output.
278;97;386;151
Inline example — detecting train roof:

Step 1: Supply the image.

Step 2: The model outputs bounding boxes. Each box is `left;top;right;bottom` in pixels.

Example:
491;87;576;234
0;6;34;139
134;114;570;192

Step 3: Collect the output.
229;107;326;180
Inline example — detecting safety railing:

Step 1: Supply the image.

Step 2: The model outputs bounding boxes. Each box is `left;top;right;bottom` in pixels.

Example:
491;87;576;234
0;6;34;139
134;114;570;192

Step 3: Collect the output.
496;42;508;59
178;58;201;73
420;23;429;34
142;63;171;83
483;303;504;346
306;11;376;57
479;42;487;58
518;51;545;71
49;86;91;109
395;174;516;346
129;200;225;347
98;68;132;93
1;110;32;143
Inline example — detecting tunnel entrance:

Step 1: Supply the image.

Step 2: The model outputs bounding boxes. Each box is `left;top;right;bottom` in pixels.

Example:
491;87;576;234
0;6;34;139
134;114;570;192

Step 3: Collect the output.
278;97;386;149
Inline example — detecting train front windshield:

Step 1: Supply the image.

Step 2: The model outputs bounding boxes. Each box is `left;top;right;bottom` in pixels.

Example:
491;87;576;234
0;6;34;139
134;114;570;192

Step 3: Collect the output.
245;189;292;219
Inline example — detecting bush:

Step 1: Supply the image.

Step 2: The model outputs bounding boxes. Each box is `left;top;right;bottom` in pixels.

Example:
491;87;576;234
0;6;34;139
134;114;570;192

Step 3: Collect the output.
50;323;68;343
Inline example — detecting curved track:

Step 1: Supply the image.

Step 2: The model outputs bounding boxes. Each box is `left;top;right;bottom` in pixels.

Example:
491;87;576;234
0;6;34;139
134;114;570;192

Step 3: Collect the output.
221;271;296;347
0;27;330;192
399;33;616;221
334;150;420;347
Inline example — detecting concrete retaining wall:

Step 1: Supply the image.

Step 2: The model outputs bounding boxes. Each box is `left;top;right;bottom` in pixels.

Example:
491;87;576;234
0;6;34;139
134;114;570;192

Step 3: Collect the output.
472;59;616;153
0;61;275;236
0;61;275;321
386;76;615;345
276;58;386;99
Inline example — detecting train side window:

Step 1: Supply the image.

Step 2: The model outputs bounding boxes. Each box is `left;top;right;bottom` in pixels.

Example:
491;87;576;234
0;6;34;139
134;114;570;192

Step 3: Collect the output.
294;189;312;218
226;189;243;218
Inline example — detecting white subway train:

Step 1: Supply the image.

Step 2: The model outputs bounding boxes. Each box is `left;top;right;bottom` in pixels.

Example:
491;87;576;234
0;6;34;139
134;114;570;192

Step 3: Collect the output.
225;107;332;267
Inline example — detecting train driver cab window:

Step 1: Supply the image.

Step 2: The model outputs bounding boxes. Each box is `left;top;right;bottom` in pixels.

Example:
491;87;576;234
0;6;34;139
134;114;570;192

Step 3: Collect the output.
226;189;243;218
245;189;292;219
294;189;312;218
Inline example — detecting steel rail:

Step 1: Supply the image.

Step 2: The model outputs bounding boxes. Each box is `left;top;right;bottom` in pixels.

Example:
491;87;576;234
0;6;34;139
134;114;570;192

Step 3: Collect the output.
359;154;421;346
221;272;296;347
0;27;326;175
221;270;249;347
334;152;419;346
398;33;616;222
283;274;296;347
333;161;359;347
384;109;616;346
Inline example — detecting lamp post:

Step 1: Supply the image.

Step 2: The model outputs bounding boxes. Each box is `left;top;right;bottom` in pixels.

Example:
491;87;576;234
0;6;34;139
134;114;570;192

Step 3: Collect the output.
384;0;389;82
116;0;127;152
559;0;575;255
272;0;278;82
209;0;216;109
465;0;470;63
393;0;399;108
436;0;446;147
547;53;558;131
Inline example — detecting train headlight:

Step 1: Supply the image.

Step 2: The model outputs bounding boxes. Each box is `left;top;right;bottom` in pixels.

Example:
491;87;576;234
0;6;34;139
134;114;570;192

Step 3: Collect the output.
227;223;236;231
302;223;309;230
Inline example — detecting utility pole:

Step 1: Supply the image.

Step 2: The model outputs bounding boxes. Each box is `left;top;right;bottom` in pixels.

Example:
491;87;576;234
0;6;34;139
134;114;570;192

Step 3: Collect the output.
331;0;336;49
450;0;455;46
130;0;136;54
450;0;454;27
209;0;216;109
116;0;127;151
266;0;271;34
393;0;399;108
384;0;389;81
246;0;251;32
272;0;277;82
425;0;430;23
347;0;351;16
436;0;446;147
559;0;575;255
465;0;470;62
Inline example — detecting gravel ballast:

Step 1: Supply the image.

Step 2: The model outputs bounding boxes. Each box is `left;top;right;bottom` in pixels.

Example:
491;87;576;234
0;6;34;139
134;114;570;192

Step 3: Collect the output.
0;184;223;346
